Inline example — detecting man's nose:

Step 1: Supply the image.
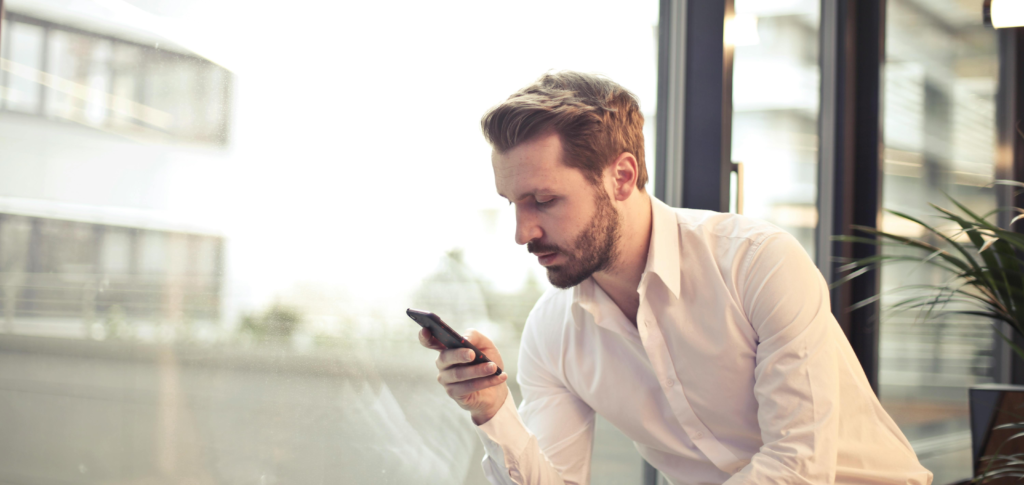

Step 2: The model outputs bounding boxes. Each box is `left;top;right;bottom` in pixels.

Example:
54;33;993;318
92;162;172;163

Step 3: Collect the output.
514;208;542;246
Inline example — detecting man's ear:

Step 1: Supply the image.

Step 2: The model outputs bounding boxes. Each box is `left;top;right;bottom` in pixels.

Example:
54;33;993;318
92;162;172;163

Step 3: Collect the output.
608;152;639;201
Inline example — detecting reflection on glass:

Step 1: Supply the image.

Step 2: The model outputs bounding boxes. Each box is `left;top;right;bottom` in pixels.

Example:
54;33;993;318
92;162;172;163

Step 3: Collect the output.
0;13;229;145
5;21;44;113
730;0;820;258
880;1;999;483
0;17;9;108
45;30;112;124
0;1;659;483
110;42;141;128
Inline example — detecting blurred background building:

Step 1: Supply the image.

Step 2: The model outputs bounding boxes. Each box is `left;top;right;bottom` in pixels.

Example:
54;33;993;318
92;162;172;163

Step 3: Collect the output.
0;7;230;341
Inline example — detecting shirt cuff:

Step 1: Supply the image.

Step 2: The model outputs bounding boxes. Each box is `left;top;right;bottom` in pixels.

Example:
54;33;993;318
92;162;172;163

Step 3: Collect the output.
475;391;532;469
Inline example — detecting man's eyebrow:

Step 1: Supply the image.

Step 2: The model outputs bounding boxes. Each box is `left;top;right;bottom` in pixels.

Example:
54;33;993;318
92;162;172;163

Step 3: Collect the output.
498;192;527;204
498;188;556;202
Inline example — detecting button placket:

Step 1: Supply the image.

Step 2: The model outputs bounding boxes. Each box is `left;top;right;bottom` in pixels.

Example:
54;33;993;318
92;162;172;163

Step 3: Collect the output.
640;315;741;473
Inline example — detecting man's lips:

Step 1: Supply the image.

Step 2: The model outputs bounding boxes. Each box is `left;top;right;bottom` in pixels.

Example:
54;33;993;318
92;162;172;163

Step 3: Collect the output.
533;252;558;266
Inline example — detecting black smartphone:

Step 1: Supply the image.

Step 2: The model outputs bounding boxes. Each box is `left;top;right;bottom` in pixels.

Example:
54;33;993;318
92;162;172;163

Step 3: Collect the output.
407;308;502;376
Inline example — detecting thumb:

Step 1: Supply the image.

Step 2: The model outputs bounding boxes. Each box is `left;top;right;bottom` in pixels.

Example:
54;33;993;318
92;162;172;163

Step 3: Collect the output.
463;328;493;349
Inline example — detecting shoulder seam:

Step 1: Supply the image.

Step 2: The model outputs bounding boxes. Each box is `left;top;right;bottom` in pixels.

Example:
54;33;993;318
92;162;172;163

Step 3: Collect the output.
676;219;784;246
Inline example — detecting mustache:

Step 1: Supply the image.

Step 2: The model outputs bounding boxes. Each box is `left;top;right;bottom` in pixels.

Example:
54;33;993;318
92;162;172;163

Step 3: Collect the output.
527;241;561;255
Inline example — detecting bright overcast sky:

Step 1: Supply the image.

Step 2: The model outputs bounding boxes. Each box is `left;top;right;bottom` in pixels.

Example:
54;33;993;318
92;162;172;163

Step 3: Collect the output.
10;0;661;317
191;0;663;311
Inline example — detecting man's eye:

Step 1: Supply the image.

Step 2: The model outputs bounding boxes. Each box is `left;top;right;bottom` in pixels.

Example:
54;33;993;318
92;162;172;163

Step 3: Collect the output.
536;198;554;206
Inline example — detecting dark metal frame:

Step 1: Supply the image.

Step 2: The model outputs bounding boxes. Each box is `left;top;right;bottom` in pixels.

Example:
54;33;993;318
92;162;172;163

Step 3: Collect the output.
815;0;887;393
816;0;840;292
655;0;734;212
994;26;1024;384
655;0;686;208
680;0;733;212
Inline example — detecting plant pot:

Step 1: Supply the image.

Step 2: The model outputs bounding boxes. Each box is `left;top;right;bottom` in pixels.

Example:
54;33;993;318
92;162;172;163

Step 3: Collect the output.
969;384;1024;482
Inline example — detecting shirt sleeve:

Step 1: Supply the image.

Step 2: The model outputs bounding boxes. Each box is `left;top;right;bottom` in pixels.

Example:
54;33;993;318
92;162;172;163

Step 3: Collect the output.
474;309;596;485
725;232;841;485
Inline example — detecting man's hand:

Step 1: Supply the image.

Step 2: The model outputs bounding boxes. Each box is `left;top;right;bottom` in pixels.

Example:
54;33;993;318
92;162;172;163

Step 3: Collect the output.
418;328;509;425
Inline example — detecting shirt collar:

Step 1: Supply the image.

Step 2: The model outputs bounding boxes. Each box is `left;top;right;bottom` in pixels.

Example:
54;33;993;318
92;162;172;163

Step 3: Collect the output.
643;195;682;299
572;195;681;328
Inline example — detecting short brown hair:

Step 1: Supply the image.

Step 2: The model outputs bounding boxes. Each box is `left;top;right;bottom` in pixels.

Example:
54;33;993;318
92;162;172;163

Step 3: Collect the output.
481;71;647;190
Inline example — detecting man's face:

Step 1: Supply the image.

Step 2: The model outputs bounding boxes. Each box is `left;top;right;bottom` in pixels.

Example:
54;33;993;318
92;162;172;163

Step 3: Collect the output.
492;132;620;289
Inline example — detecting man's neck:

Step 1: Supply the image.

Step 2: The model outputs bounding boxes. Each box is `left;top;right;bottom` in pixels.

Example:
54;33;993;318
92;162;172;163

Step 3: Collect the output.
592;192;653;327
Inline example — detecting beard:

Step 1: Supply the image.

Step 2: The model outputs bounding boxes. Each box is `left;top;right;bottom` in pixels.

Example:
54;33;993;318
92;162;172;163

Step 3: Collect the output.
528;188;621;289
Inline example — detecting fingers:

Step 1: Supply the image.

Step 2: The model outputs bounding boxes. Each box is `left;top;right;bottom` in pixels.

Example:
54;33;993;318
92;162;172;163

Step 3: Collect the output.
463;328;493;349
461;329;503;369
436;347;476;370
444;372;508;402
418;328;445;351
437;361;498;385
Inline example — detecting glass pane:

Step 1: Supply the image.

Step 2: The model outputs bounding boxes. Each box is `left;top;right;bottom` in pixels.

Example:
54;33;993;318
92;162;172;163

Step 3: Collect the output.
45;30;113;124
5;21;44;113
0;16;9;108
100;228;132;275
880;1;999;483
0;215;32;333
0;1;659;483
110;42;142;128
730;0;821;258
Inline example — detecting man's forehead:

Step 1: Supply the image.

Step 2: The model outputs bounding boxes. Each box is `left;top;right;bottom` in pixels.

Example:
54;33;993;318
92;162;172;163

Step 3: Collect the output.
492;137;573;200
494;171;559;201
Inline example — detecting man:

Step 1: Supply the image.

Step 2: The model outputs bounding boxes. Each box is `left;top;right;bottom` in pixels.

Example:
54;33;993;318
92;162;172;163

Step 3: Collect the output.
418;71;932;484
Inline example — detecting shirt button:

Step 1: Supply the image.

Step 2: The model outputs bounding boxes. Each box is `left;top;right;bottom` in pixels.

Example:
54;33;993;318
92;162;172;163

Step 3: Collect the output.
665;378;675;388
693;431;704;439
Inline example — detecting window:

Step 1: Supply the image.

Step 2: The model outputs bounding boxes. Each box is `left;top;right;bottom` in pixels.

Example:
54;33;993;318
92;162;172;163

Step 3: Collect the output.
879;1;1000;483
0;2;658;483
4;20;44;113
730;0;821;257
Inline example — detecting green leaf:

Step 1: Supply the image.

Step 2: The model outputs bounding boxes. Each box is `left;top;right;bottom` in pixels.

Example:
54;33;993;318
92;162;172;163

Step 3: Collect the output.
853;221;976;276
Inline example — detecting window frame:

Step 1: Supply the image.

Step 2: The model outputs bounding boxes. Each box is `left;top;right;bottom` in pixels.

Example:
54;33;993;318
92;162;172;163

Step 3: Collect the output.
655;0;1024;392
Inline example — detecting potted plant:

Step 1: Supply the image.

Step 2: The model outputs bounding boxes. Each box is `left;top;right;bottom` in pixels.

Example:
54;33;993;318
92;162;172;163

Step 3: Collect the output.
836;190;1024;484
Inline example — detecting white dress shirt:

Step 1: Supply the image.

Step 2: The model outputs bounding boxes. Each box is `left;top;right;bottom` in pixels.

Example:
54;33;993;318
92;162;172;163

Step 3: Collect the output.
474;196;933;485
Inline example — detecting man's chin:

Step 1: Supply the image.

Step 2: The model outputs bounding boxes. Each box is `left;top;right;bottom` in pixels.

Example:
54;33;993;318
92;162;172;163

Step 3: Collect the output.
545;266;591;290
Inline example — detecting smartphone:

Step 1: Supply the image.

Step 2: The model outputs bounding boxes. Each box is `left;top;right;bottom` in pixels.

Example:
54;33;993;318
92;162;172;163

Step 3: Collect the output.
407;308;502;376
